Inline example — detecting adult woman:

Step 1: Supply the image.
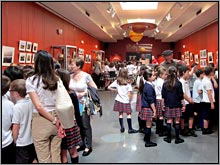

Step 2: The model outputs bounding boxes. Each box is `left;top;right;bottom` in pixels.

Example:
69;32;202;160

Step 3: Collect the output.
69;57;97;156
26;50;61;163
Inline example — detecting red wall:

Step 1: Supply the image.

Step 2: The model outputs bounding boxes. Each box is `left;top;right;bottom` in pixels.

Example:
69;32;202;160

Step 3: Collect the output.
105;37;171;62
2;2;104;72
174;21;218;68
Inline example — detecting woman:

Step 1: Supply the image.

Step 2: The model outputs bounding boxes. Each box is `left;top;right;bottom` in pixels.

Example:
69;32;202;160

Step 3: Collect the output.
26;50;61;163
69;57;97;156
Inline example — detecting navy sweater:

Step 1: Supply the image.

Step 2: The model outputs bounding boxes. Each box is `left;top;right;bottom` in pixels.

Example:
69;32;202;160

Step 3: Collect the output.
162;80;184;108
141;82;156;108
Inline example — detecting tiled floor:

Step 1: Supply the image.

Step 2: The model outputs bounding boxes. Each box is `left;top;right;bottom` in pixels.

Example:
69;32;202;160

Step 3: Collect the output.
74;90;218;163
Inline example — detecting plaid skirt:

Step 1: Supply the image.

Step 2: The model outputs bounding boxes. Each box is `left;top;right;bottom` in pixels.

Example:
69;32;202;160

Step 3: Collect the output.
113;100;132;114
61;121;82;150
156;99;163;117
136;94;142;112
139;108;153;122
164;107;182;118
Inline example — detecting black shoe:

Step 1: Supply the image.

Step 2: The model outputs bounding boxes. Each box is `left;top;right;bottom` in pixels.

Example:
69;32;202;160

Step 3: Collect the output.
175;138;184;144
188;129;198;137
128;129;138;134
202;129;213;135
82;148;93;156
77;145;85;152
145;141;157;147
139;128;145;134
163;137;171;143
120;128;125;133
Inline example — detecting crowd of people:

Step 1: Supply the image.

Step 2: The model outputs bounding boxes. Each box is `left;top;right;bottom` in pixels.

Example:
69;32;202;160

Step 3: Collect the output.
2;49;218;163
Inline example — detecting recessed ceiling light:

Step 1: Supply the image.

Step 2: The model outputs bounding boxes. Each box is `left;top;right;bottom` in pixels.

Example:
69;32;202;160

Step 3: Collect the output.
120;2;158;10
127;19;155;24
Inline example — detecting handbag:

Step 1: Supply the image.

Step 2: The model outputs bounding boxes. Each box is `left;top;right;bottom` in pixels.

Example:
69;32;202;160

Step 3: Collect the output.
85;89;102;116
55;78;75;129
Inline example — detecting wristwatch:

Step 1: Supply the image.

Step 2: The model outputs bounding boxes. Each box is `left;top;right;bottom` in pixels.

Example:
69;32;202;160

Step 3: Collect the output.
52;117;57;125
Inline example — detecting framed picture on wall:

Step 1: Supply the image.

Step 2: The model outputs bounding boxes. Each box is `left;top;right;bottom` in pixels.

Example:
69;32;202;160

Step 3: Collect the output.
184;51;189;58
32;43;38;53
200;59;207;68
26;53;32;63
200;49;207;58
78;54;84;60
26;41;32;52
19;40;26;51
19;52;26;63
32;53;35;63
190;52;193;61
85;54;91;63
208;52;213;63
2;46;15;66
194;54;199;64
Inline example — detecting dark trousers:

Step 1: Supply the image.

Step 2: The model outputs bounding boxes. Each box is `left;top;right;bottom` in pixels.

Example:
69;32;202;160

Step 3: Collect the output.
2;141;16;164
16;143;37;163
92;73;101;88
82;112;92;148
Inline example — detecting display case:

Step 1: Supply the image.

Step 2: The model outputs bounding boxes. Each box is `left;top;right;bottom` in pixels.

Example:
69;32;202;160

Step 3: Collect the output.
51;45;77;70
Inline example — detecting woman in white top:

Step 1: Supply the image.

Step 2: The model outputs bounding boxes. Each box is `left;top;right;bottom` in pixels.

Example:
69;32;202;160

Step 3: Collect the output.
69;57;97;156
26;50;61;163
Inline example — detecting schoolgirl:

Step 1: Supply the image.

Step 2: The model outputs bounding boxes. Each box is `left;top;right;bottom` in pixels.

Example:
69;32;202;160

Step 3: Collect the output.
108;68;138;134
154;66;167;136
139;68;157;147
161;66;185;144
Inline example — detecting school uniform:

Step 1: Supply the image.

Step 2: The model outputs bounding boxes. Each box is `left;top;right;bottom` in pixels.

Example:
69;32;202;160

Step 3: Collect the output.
155;77;164;117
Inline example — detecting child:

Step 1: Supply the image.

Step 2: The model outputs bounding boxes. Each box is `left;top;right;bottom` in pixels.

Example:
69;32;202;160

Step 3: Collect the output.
201;66;215;134
154;66;167;136
2;75;15;164
162;66;185;144
56;69;82;163
192;69;204;130
139;68;157;147
179;65;197;137
10;79;38;163
136;65;147;133
108;68;138;134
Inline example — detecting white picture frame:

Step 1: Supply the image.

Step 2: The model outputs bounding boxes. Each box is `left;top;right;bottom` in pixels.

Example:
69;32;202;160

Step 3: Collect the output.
32;53;35;63
207;52;213;63
184;51;189;58
19;40;26;51
78;54;84;60
200;49;207;58
190;52;193;61
85;54;91;63
26;41;32;52
32;43;38;53
2;46;15;66
19;52;26;63
26;53;32;63
194;54;199;64
200;59;207;68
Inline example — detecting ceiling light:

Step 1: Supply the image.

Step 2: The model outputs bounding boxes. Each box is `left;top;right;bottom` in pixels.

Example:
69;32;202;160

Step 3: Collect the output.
155;27;160;33
127;19;155;24
166;13;172;21
120;2;158;10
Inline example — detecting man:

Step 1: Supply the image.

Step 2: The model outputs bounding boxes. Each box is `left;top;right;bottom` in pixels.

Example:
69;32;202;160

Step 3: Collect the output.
160;50;179;69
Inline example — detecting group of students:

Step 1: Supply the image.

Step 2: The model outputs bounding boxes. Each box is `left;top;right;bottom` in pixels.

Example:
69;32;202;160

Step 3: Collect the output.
107;52;218;147
2;50;98;163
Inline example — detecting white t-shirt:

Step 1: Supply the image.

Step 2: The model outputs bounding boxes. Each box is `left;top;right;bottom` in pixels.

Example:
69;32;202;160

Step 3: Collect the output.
2;96;14;148
26;75;57;113
201;76;215;103
127;64;135;75
179;78;191;105
108;80;132;103
154;77;164;99
12;99;34;146
192;78;203;103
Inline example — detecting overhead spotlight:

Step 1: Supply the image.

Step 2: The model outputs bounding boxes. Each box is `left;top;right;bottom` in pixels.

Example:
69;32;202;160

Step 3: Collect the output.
155;27;160;33
166;13;172;21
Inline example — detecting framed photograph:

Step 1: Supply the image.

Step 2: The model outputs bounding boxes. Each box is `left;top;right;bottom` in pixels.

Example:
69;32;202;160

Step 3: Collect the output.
78;54;84;60
19;52;26;63
190;52;193;61
200;59;207;68
85;54;91;63
32;43;38;53
78;48;84;55
208;52;213;63
2;46;15;66
194;54;199;64
19;40;26;51
181;54;184;61
26;41;32;52
184;51;189;58
200;49;207;58
26;53;32;63
185;58;189;66
32;53;35;63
